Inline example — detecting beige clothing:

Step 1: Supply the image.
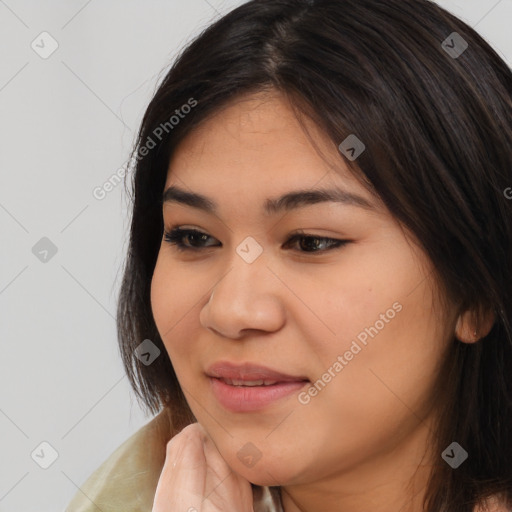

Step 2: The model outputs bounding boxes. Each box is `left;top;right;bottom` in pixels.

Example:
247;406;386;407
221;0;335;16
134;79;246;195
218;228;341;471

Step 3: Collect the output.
65;408;283;512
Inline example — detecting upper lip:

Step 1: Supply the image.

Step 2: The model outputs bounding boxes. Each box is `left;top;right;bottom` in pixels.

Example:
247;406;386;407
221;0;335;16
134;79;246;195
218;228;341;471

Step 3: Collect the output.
206;361;309;382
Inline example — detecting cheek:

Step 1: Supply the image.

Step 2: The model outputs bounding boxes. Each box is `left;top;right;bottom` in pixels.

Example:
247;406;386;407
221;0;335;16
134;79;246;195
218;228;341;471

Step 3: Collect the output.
324;242;436;348
307;262;410;362
150;257;189;352
150;255;207;380
312;245;445;411
316;279;445;434
150;256;169;332
151;253;197;329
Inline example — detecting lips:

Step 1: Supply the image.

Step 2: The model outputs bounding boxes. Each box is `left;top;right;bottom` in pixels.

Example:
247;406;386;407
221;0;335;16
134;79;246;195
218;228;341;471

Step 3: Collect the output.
206;361;310;412
206;361;309;383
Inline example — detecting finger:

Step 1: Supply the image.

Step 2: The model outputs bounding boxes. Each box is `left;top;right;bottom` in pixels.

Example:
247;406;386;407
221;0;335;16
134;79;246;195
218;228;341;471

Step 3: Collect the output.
200;430;254;512
152;424;207;512
201;431;231;481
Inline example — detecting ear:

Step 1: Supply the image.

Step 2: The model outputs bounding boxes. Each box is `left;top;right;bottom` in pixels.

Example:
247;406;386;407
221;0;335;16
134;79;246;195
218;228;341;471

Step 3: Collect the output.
455;307;496;343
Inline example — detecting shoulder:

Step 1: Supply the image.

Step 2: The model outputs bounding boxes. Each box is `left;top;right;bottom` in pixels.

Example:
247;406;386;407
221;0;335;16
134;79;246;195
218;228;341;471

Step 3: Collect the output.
65;408;172;512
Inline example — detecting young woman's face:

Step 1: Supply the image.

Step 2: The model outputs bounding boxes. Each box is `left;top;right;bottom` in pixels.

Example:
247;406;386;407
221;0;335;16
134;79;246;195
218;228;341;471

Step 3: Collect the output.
150;91;458;489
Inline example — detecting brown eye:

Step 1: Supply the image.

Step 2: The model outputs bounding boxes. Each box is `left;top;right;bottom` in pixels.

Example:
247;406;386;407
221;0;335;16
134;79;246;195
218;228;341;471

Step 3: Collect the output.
164;228;219;251
283;234;349;253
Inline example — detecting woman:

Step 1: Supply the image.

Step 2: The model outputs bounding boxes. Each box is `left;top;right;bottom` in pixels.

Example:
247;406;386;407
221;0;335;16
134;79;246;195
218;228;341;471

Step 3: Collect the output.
66;0;512;511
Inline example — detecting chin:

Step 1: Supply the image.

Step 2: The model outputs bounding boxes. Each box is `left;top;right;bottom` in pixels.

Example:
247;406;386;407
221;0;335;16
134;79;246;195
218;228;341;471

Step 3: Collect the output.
227;456;301;487
242;470;286;488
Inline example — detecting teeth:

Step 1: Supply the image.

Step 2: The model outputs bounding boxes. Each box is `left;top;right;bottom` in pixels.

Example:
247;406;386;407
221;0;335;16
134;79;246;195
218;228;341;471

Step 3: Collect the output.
223;378;278;387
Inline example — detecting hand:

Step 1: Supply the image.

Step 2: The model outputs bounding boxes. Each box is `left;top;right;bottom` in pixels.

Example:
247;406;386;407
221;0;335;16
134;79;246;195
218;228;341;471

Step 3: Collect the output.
152;422;255;512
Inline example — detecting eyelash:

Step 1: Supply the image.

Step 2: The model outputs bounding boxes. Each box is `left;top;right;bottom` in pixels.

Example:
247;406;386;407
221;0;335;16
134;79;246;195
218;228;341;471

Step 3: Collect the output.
163;227;350;254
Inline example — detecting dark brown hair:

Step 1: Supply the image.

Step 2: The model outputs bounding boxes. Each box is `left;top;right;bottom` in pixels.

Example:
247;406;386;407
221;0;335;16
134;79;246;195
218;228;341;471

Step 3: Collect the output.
116;0;512;510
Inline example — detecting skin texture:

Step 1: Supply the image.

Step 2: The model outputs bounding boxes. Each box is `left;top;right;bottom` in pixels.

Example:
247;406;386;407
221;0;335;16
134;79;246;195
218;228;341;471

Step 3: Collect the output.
150;90;484;512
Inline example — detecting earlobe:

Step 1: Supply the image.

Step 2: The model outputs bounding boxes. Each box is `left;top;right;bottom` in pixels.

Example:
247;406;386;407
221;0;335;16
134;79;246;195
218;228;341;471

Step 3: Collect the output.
455;314;478;343
455;308;496;343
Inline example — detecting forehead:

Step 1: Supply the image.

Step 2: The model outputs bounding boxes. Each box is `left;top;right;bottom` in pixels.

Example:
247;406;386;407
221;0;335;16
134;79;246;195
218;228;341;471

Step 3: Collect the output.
165;91;376;207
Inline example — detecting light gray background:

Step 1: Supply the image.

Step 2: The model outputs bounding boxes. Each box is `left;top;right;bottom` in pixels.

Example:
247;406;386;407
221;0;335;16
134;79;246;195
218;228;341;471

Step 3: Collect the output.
0;1;510;511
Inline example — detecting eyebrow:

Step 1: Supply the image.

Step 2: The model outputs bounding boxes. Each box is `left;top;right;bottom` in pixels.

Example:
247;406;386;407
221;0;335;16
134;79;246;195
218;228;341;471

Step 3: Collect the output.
162;185;375;215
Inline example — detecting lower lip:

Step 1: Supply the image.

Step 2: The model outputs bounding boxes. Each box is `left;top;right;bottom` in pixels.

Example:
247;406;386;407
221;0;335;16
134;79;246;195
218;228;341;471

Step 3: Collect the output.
209;377;309;412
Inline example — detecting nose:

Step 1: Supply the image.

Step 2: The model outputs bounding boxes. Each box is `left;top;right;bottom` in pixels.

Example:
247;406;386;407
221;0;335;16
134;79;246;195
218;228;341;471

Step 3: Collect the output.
199;251;286;339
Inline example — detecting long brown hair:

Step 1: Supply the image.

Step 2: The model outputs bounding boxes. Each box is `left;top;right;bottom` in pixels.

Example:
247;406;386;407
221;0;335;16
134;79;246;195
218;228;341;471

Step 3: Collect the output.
117;0;512;509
